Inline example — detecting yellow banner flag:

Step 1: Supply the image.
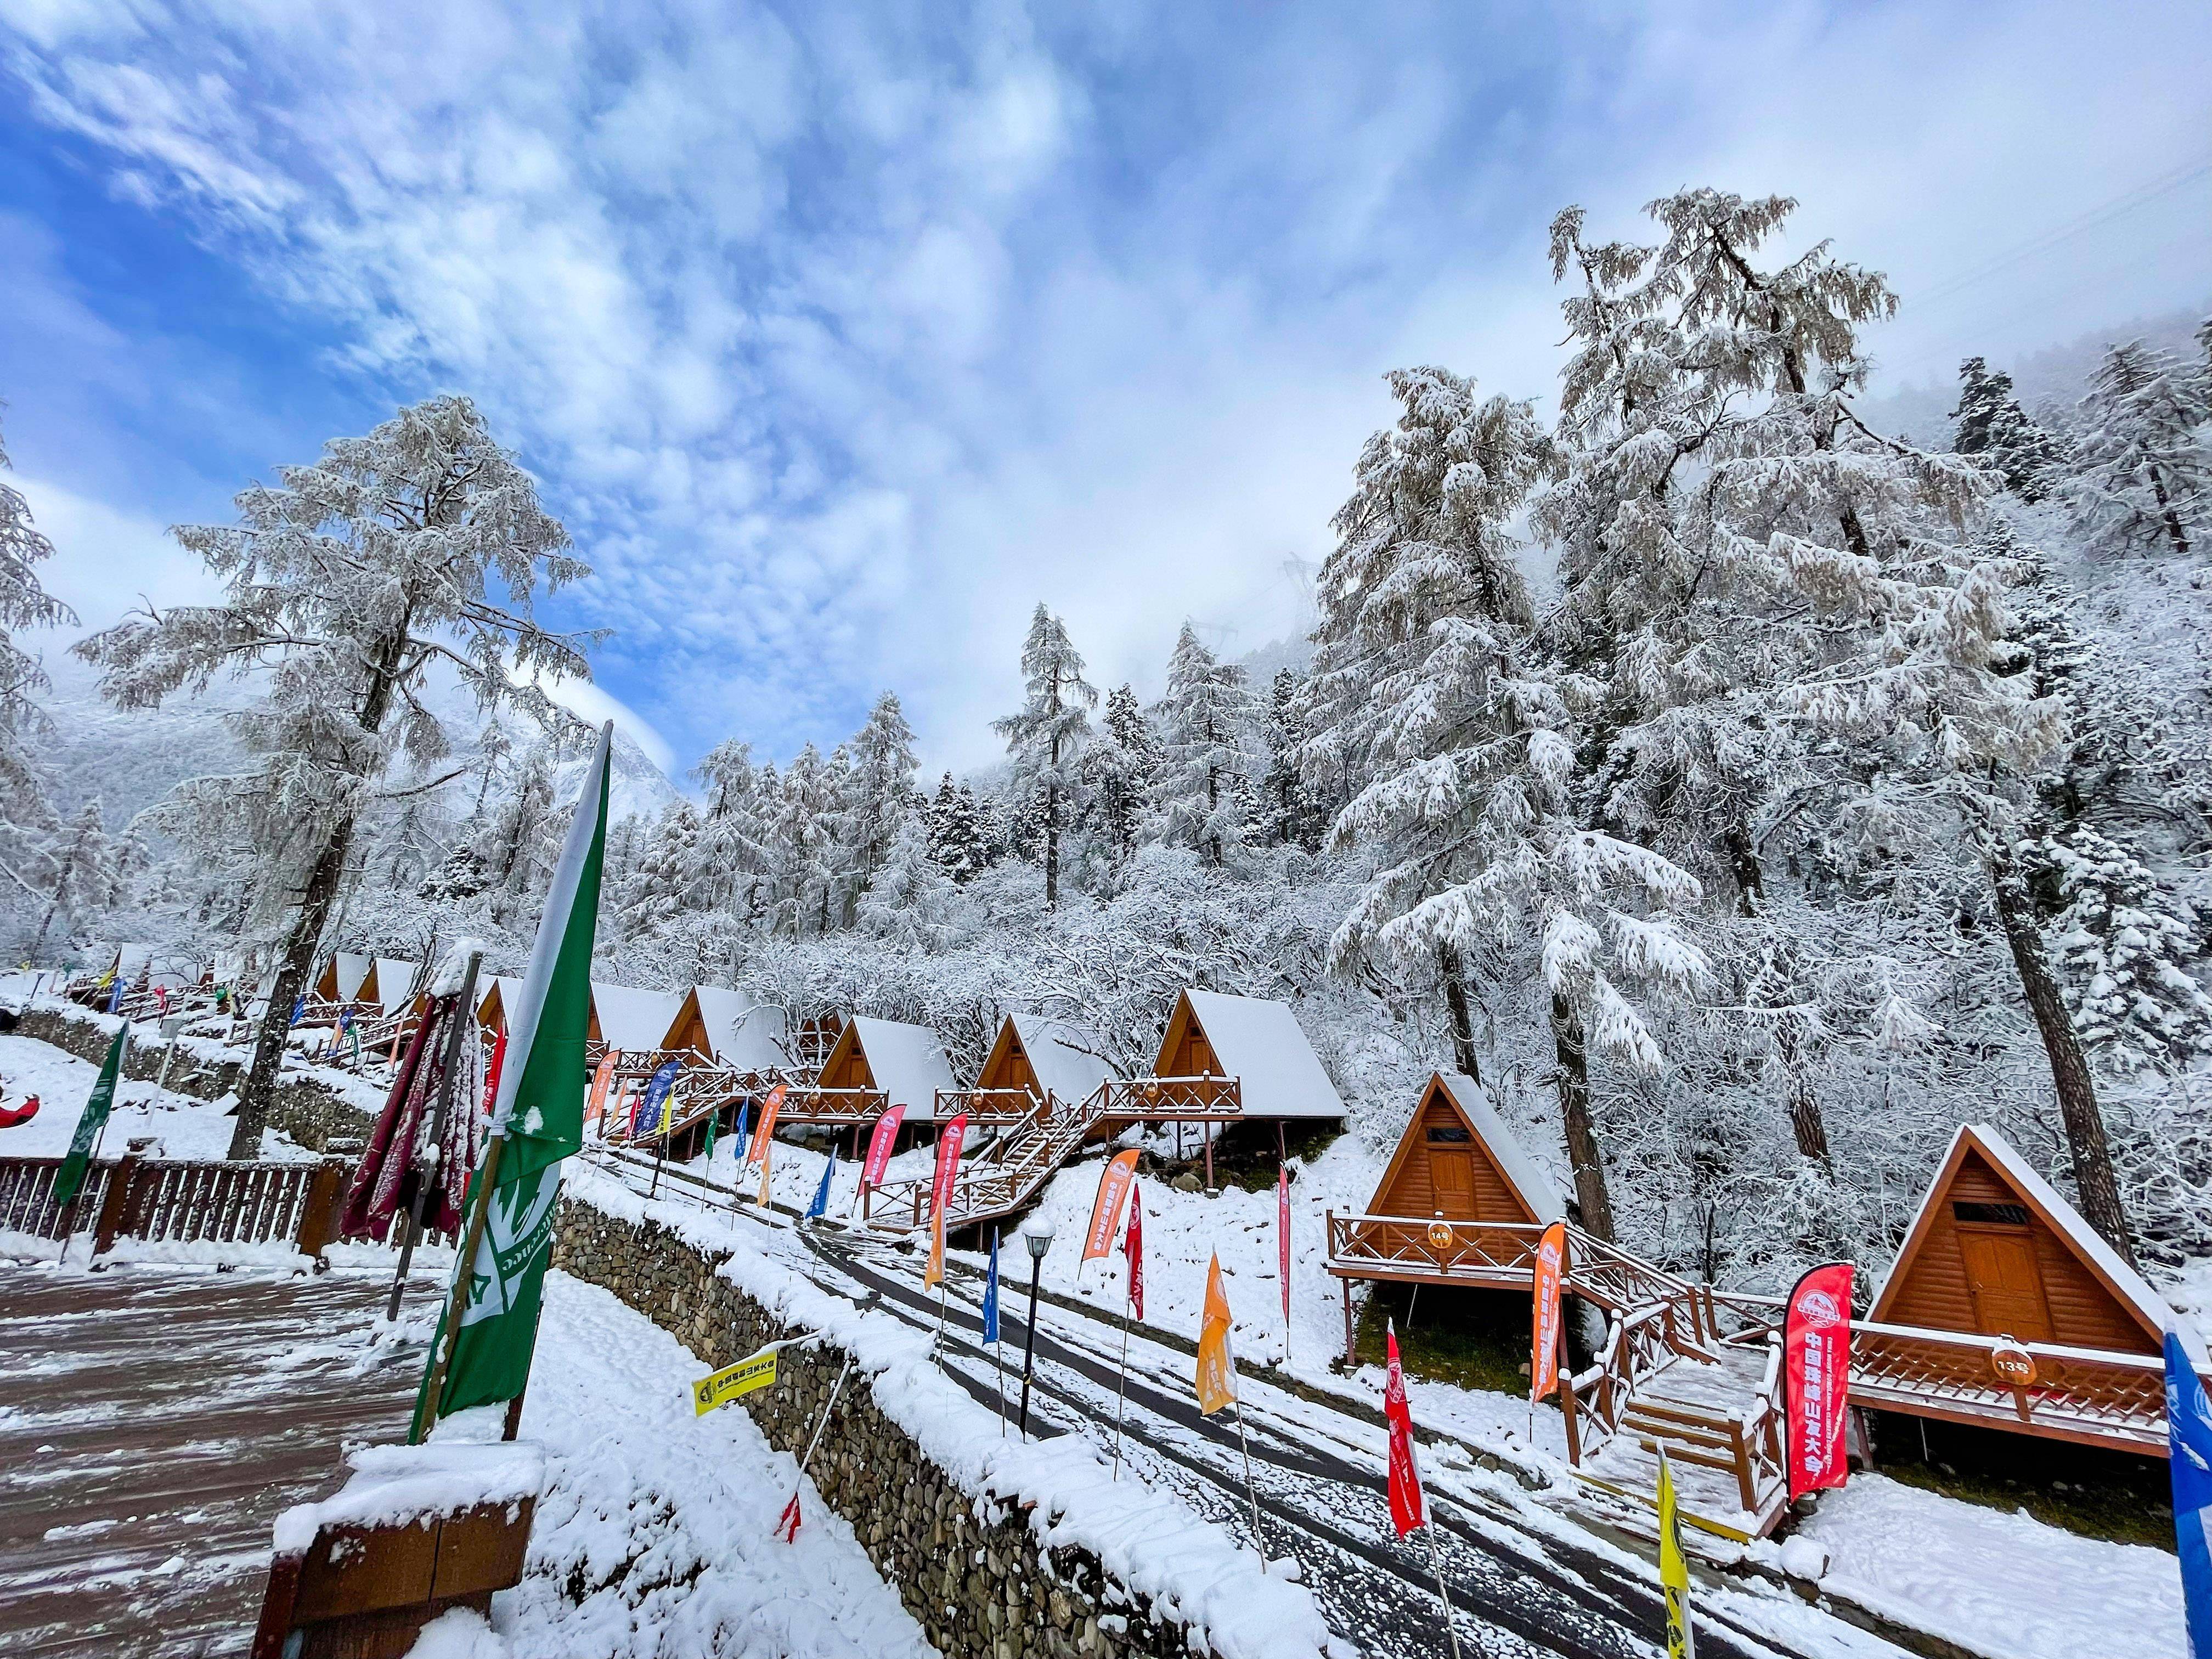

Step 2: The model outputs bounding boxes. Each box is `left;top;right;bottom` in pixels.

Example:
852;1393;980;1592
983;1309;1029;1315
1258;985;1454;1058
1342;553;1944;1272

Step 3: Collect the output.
1195;1253;1237;1415
1657;1448;1697;1658
692;1345;780;1415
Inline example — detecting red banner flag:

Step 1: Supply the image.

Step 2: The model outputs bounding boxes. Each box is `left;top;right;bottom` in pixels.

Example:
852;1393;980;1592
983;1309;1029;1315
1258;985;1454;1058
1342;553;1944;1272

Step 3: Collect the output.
776;1491;802;1543
481;1027;507;1124
925;1111;969;1288
1531;1220;1566;1403
1123;1183;1144;1318
1785;1261;1853;1502
1384;1321;1424;1536
1278;1165;1292;1329
860;1103;906;1190
1083;1149;1140;1262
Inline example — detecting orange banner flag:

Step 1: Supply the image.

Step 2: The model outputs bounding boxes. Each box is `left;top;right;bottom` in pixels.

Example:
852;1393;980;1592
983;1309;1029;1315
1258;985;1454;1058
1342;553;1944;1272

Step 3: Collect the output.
751;1081;788;1207
1195;1253;1238;1415
585;1052;619;1128
1531;1220;1567;1403
1082;1149;1141;1263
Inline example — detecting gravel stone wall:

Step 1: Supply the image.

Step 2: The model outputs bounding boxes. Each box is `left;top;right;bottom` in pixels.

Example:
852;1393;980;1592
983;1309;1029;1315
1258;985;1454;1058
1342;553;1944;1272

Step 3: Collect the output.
550;1200;1202;1659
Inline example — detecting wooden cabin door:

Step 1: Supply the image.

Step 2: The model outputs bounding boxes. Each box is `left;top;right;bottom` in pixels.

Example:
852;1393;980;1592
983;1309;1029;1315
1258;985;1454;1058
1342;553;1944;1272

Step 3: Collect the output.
1429;1149;1476;1218
1957;1228;2054;1342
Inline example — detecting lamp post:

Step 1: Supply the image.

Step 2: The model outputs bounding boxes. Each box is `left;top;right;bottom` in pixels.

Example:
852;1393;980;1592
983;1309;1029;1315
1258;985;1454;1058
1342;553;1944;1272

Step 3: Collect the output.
1017;1219;1055;1441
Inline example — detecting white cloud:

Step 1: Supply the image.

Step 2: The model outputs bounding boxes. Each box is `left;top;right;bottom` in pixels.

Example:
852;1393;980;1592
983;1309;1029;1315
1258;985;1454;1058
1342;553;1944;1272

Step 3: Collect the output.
1;0;2207;782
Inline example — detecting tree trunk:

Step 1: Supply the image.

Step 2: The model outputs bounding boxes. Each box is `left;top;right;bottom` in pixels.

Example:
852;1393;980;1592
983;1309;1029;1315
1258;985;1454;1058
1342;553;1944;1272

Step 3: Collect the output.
1986;839;2138;1266
227;809;358;1159
1729;823;1833;1166
1438;944;1479;1083
2146;464;2192;557
1043;781;1060;909
1552;994;1615;1242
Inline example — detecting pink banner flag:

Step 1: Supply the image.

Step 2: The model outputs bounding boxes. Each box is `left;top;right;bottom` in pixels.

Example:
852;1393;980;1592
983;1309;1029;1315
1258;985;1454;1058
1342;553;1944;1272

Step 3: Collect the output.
926;1111;969;1288
1785;1261;1854;1502
1531;1221;1566;1403
1278;1165;1292;1329
1124;1184;1144;1318
861;1104;906;1189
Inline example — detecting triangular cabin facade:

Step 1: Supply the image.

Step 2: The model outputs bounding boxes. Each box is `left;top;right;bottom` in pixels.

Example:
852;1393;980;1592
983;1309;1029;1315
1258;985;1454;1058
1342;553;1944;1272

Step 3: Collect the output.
1328;1073;1565;1295
1870;1124;2165;1357
804;1015;956;1127
1142;990;1346;1121
314;952;378;1007
970;1015;1111;1117
475;976;526;1037
662;986;788;1074
585;982;684;1059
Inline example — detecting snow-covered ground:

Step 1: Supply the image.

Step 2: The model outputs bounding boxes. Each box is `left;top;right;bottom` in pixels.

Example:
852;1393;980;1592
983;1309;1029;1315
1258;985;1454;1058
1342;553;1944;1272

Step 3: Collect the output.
1796;1473;2186;1659
420;1270;939;1659
0;1029;311;1162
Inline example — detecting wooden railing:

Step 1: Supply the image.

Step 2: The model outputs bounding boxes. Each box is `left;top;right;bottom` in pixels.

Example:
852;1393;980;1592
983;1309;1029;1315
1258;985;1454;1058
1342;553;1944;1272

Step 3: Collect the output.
1851;1321;2174;1452
1097;1075;1243;1120
933;1087;1045;1125
1326;1212;1544;1282
0;1154;346;1260
867;1087;1109;1233
1560;1299;1683;1463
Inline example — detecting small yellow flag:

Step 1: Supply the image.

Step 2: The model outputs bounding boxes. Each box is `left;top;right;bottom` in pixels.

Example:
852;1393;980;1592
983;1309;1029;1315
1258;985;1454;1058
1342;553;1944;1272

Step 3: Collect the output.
1657;1448;1697;1658
692;1346;780;1415
1195;1253;1237;1415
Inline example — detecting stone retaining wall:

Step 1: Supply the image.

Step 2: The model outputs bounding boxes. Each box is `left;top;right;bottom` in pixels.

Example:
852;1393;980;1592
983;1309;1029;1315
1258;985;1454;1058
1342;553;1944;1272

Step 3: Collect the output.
15;1006;379;1152
549;1200;1195;1659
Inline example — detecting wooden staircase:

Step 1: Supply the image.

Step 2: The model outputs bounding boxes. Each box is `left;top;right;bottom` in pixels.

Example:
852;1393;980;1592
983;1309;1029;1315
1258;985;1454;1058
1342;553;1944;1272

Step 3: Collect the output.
864;1084;1115;1234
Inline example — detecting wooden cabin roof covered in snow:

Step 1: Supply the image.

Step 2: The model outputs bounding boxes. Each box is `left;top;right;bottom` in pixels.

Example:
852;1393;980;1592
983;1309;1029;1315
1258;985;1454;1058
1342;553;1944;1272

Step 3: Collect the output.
664;986;788;1071
1365;1072;1565;1225
977;1015;1113;1106
586;982;684;1054
1152;990;1345;1120
1869;1122;2174;1356
318;952;377;1004
817;1016;957;1119
371;958;420;1015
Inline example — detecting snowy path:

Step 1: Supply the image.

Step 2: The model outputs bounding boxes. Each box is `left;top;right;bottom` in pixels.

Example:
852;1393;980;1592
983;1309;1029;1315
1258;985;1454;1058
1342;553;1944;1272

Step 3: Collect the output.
580;1146;1908;1659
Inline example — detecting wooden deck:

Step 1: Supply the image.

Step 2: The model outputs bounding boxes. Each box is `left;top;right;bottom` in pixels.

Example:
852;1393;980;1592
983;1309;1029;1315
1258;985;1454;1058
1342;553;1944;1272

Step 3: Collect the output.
0;1265;438;1656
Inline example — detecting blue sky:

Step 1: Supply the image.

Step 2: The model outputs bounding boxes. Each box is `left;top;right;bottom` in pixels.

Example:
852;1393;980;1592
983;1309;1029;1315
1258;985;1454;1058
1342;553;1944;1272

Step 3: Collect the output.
2;0;2208;780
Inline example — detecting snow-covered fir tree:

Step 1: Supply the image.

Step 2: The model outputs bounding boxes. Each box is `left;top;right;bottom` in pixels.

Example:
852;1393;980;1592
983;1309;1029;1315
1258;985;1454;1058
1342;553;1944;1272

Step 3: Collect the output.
2040;826;2212;1074
993;604;1096;907
924;772;990;883
1951;357;2068;503
2064;339;2209;558
0;406;77;898
72;396;588;1156
1261;667;1324;850
1080;684;1157;866
843;692;919;909
1152;623;1257;865
29;799;112;957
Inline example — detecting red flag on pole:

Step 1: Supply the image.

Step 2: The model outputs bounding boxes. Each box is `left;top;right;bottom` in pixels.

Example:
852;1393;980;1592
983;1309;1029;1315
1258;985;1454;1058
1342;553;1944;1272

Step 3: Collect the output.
1531;1221;1566;1403
1384;1321;1425;1536
1084;1149;1140;1262
1784;1261;1854;1502
1123;1184;1144;1318
925;1111;969;1288
860;1103;906;1190
776;1491;802;1542
1277;1165;1292;1333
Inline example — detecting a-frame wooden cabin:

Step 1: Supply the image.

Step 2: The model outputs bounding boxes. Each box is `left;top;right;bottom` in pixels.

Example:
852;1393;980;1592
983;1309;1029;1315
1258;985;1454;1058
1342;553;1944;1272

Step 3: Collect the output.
1327;1071;1565;1294
1115;989;1346;1122
475;975;525;1037
313;952;377;1007
1855;1122;2196;1453
960;1015;1111;1121
801;1015;956;1127
662;985;788;1075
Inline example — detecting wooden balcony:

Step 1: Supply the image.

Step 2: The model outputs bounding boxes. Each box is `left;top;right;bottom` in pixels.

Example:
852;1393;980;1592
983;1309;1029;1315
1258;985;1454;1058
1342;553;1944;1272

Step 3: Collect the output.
1097;1075;1243;1122
933;1086;1045;1125
1851;1321;2179;1454
774;1085;890;1127
1325;1211;1544;1286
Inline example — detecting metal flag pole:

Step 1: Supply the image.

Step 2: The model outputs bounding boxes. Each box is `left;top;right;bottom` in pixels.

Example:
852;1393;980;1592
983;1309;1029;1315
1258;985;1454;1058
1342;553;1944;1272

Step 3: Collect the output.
1110;1296;1133;1477
778;1350;858;1542
1231;1400;1267;1554
1421;1516;1465;1659
389;952;481;1322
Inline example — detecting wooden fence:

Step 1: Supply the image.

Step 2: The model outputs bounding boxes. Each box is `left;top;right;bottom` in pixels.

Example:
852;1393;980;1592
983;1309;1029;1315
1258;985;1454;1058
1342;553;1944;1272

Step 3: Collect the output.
0;1154;347;1261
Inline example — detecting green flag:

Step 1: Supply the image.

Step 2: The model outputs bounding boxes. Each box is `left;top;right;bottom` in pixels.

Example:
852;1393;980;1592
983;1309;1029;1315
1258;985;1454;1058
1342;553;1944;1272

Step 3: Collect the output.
55;1023;128;1209
417;724;611;1430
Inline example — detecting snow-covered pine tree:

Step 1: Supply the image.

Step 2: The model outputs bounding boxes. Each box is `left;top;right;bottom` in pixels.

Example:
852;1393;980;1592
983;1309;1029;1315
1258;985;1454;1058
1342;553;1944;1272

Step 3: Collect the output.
926;772;990;883
0;407;77;902
1152;623;1258;865
73;396;588;1156
1261;667;1322;850
1306;363;1708;1238
992;605;1096;907
845;691;920;911
693;737;769;918
30;799;112;958
1080;684;1157;864
2040;827;2212;1074
856;813;958;946
1951;357;2068;503
2064;340;2209;557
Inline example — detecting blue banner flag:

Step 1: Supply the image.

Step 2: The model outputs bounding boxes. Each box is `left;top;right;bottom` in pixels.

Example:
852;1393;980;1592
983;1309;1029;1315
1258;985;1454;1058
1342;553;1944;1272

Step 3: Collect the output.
731;1099;750;1155
634;1058;681;1138
808;1146;837;1220
982;1231;1001;1346
2170;1330;2212;1659
289;994;304;1026
107;977;126;1014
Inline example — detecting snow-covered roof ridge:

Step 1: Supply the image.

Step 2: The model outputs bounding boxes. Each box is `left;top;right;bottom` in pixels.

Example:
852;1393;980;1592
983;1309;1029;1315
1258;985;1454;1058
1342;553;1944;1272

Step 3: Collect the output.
1430;1071;1567;1223
1180;990;1345;1121
371;957;420;1013
688;984;789;1070
1877;1122;2188;1354
590;980;684;1052
848;1016;957;1119
1005;1013;1114;1107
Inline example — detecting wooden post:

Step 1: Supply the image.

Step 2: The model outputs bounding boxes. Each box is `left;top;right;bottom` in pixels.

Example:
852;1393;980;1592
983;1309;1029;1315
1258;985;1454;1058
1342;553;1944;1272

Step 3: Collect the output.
295;1160;346;1262
1203;1122;1214;1193
1340;1273;1355;1368
1558;1368;1582;1465
93;1153;142;1257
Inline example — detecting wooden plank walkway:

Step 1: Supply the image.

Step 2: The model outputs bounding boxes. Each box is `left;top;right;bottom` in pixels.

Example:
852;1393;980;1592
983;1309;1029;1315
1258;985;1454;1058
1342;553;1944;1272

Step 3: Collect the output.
0;1265;437;1657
